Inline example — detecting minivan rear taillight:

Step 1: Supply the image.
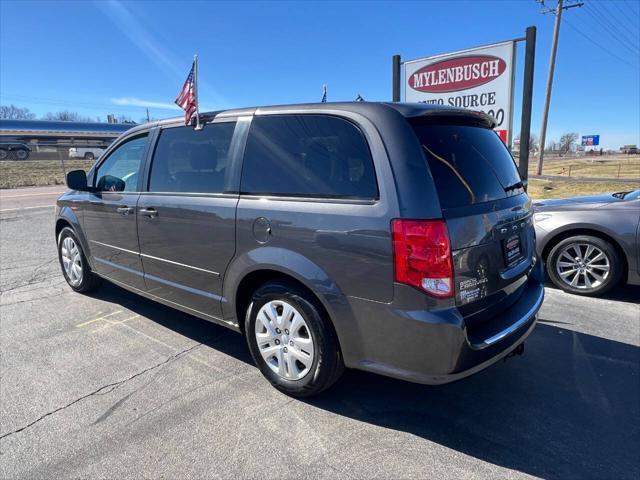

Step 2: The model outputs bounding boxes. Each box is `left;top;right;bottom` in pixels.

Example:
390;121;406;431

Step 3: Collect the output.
391;219;453;297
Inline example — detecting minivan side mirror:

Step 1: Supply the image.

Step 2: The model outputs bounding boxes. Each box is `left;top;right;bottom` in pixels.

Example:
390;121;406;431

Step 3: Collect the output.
66;169;89;191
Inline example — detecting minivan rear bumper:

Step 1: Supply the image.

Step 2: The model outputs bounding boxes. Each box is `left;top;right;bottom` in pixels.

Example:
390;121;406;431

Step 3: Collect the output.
346;274;544;385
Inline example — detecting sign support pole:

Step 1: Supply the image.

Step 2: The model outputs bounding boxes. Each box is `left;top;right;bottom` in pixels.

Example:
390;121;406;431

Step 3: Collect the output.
519;26;536;184
392;55;401;102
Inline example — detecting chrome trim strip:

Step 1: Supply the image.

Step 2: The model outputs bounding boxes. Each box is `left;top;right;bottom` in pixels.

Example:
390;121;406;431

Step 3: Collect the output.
478;286;544;348
140;253;220;276
90;240;220;276
93;257;145;277
90;240;139;256
144;272;221;300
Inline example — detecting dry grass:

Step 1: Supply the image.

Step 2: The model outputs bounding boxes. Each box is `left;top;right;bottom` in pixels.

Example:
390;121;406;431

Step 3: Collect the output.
527;154;640;179
527;178;640;199
0;160;94;189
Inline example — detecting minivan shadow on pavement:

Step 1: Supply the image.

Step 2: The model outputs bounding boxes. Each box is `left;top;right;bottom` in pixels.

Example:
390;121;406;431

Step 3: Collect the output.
93;282;639;480
308;322;639;480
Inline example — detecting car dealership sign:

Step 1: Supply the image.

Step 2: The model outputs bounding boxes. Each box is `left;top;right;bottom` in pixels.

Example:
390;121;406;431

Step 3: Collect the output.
404;41;516;144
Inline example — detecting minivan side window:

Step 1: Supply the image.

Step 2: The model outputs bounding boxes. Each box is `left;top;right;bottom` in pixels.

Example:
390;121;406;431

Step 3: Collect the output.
95;134;148;192
241;115;378;199
148;122;236;194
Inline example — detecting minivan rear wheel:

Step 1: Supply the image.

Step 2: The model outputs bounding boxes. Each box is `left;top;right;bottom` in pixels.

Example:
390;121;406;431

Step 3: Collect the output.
546;235;622;296
245;280;343;397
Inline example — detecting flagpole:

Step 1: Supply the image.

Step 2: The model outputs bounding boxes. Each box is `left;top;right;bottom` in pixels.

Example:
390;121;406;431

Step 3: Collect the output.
194;54;202;130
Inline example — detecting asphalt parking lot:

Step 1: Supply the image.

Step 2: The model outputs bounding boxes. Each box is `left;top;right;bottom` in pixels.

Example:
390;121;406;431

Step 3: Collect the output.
1;190;639;479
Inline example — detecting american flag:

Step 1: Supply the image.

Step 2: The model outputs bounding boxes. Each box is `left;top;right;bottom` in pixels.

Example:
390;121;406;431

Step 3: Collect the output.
175;62;197;126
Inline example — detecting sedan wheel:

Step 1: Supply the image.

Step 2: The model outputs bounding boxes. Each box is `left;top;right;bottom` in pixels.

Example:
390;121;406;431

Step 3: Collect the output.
555;242;610;290
547;235;622;296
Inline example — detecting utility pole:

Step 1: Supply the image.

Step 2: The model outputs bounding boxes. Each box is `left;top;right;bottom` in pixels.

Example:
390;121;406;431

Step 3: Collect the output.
536;0;583;175
146;108;150;123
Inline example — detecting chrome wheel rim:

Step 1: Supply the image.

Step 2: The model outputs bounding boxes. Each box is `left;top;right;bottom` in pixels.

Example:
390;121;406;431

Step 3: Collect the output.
556;242;610;290
254;300;315;381
61;236;83;286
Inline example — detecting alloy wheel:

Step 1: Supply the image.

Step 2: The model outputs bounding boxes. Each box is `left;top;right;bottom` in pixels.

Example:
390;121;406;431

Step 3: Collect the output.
254;300;315;380
555;242;610;290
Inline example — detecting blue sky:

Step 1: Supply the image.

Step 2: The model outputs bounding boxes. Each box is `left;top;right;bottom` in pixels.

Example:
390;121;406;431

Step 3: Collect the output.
1;0;638;149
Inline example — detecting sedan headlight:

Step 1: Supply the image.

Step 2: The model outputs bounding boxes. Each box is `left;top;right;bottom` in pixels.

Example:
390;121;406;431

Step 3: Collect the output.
533;213;552;224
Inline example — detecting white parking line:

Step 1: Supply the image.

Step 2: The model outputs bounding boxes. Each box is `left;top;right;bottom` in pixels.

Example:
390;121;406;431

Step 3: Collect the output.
0;205;55;213
0;192;64;198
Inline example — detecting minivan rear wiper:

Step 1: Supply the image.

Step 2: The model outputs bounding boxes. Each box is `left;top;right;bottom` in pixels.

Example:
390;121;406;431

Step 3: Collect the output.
612;191;631;199
503;181;524;193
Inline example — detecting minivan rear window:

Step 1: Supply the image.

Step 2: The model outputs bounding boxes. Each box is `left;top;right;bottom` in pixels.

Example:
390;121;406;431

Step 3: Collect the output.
411;121;524;209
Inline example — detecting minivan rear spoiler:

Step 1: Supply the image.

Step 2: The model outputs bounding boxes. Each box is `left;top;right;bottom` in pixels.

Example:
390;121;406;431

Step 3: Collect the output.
407;109;497;129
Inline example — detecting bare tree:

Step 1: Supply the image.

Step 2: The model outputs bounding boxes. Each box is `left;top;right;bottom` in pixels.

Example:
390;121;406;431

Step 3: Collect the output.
0;104;36;120
515;133;539;153
116;114;136;124
43;111;96;122
559;132;579;153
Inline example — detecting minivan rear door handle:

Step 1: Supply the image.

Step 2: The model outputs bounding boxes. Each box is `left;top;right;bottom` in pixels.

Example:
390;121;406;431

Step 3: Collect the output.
139;207;158;218
116;206;134;215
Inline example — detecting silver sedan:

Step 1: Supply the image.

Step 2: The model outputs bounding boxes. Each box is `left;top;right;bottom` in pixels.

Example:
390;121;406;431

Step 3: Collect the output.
534;190;640;296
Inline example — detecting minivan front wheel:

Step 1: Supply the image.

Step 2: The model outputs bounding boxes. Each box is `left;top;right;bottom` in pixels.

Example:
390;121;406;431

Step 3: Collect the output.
57;227;102;293
245;281;343;397
547;235;622;296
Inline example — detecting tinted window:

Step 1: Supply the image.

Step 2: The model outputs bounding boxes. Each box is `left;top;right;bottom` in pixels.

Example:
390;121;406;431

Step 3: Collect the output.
95;135;147;192
241;115;377;199
148;122;236;193
411;122;523;209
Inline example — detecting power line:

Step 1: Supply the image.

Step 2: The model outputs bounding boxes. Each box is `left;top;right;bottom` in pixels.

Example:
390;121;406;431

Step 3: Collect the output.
623;0;640;17
594;0;640;36
585;2;639;55
584;2;639;53
562;15;639;69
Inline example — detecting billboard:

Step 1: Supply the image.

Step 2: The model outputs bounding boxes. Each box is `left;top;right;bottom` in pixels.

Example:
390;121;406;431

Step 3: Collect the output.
403;41;516;144
581;135;600;146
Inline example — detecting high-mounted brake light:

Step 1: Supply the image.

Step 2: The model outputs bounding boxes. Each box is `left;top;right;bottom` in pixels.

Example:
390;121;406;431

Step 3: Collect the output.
391;219;454;298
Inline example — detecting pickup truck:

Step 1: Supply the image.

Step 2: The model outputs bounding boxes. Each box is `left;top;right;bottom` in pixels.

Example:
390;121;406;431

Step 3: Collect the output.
68;147;104;160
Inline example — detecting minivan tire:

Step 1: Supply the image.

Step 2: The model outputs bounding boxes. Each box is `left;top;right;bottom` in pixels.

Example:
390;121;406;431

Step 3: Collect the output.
546;234;622;296
57;227;102;293
245;280;344;397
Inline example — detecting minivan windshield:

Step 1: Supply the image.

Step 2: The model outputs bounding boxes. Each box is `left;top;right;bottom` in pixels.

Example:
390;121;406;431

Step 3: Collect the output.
411;121;524;209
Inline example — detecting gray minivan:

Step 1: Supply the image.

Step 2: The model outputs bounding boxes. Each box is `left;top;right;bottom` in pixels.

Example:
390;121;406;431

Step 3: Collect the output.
56;102;544;397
